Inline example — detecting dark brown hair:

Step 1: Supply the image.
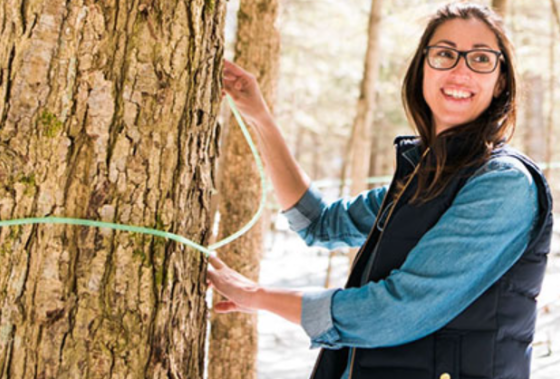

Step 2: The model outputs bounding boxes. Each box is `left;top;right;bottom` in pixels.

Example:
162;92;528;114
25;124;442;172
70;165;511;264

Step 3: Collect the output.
399;1;518;204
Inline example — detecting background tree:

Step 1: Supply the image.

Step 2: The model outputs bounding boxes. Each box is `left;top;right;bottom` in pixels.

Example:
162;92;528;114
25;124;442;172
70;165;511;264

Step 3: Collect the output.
546;0;560;180
209;0;280;378
337;0;383;267
0;0;225;377
492;0;509;17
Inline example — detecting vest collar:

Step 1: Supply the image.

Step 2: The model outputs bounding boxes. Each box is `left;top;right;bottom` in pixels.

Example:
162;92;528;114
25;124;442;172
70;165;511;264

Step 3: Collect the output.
394;133;501;169
393;135;421;168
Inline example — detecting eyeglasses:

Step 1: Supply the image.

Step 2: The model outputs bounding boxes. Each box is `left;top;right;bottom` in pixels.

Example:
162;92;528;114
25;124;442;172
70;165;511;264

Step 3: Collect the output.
424;45;503;74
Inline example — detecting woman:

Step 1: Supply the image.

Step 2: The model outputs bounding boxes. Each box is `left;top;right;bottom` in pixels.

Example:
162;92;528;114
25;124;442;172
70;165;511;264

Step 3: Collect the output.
208;2;554;379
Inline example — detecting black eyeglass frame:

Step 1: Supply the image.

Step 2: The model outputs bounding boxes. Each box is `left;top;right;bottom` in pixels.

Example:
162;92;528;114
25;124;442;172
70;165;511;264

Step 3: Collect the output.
423;45;504;74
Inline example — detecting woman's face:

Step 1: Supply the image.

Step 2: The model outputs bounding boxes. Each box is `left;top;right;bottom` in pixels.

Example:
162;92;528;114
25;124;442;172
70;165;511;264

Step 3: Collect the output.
423;18;505;135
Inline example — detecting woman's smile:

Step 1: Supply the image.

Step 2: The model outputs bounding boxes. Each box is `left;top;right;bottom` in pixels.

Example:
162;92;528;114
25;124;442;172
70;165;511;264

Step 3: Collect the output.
441;86;475;101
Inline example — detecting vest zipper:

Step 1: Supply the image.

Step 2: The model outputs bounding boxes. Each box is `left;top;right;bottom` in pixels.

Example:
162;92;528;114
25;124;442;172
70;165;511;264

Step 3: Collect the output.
347;143;403;274
309;143;402;379
346;147;429;379
309;145;429;379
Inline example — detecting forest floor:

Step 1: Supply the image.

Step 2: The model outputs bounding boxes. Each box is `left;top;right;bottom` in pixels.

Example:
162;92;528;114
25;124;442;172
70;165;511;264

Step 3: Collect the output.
256;214;560;379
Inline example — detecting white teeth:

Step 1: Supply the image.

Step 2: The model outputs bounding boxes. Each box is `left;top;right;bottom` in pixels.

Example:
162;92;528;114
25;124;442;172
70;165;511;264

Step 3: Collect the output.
443;89;473;99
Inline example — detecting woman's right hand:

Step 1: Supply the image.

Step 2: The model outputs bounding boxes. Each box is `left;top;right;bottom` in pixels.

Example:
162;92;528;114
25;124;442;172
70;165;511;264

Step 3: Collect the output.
222;59;272;126
221;59;311;210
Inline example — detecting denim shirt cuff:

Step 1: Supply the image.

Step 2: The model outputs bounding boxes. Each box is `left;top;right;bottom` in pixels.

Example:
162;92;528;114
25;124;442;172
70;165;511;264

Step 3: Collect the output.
281;184;326;232
301;288;342;349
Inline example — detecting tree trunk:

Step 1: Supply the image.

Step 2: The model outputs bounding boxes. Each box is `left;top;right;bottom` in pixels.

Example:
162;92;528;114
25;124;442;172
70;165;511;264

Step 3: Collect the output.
0;1;225;377
209;0;280;378
343;0;383;265
523;73;546;163
552;0;560;33
492;0;509;18
545;4;556;180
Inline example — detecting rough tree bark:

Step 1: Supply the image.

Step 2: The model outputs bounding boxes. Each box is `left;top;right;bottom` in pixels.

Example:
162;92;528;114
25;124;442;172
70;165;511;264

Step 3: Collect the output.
0;0;225;377
209;0;280;378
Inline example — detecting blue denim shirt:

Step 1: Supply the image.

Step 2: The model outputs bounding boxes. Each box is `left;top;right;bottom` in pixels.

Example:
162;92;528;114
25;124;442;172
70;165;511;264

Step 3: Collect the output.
282;155;538;379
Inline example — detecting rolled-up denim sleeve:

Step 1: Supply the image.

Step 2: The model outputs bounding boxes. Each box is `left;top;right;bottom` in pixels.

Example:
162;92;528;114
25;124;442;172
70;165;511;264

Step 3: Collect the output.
282;184;389;249
300;288;342;349
301;157;539;350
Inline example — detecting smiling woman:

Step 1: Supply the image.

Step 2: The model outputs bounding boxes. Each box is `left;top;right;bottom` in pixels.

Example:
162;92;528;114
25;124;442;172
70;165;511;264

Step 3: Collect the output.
423;18;506;135
209;2;554;379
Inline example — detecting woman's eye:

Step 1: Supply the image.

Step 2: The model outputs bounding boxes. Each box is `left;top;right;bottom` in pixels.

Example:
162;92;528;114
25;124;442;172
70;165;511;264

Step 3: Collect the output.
436;50;455;59
472;53;491;63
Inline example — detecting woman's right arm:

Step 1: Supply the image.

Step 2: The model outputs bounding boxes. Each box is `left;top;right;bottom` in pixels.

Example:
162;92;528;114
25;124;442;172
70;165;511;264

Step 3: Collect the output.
222;59;387;248
222;59;310;211
247;112;312;211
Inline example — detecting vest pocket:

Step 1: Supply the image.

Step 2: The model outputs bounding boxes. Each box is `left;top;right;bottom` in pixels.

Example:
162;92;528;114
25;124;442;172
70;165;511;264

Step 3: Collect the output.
435;332;461;379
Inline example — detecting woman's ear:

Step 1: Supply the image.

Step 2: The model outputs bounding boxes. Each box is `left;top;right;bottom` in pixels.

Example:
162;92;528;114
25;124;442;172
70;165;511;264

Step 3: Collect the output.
493;74;506;98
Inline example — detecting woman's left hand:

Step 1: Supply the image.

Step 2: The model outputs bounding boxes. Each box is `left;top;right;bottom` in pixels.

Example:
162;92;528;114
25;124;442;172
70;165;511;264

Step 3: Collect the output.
206;254;261;314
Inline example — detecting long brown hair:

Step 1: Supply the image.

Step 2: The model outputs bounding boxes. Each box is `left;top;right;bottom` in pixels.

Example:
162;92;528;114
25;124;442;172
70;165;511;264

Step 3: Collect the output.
399;1;518;204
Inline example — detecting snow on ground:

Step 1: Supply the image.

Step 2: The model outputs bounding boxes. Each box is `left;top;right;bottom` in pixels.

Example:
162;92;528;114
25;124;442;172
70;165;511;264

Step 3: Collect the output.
257;215;560;378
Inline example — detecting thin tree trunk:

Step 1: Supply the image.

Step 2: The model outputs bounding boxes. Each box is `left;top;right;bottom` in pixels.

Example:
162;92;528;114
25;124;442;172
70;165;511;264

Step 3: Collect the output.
338;135;353;197
545;4;556;180
0;1;225;377
524;73;546;163
209;0;280;378
550;0;560;33
347;0;383;196
344;0;383;265
492;0;509;18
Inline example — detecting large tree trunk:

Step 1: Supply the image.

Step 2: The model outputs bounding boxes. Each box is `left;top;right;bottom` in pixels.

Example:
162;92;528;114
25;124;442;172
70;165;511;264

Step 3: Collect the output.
209;0;280;378
0;1;225;377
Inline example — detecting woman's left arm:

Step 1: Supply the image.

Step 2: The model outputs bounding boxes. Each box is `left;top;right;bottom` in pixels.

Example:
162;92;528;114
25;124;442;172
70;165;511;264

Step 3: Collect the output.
207;157;539;349
299;156;540;349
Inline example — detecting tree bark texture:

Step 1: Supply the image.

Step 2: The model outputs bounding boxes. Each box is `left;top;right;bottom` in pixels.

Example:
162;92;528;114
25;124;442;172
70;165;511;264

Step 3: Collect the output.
0;0;225;377
209;0;280;378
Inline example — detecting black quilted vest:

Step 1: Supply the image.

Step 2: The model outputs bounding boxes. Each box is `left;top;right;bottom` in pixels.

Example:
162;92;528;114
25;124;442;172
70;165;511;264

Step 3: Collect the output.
310;136;554;379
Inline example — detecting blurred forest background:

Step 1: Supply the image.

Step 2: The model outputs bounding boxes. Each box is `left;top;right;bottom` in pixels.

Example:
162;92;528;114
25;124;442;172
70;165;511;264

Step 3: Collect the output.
212;0;560;378
224;0;560;199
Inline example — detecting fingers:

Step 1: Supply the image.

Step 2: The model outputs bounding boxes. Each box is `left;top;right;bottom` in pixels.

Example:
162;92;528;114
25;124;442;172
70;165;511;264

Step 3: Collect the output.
208;253;225;269
214;301;254;314
206;267;218;288
222;59;252;91
223;59;245;75
223;59;241;81
206;266;228;299
214;300;238;313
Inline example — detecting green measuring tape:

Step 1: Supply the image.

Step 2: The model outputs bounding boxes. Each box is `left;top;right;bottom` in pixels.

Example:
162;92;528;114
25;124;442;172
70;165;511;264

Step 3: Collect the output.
0;95;266;258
